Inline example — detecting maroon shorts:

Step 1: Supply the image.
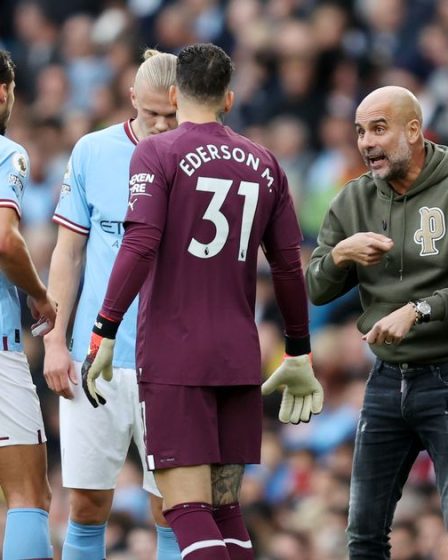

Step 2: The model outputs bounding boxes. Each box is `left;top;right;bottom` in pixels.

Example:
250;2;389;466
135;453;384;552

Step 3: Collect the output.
139;383;262;470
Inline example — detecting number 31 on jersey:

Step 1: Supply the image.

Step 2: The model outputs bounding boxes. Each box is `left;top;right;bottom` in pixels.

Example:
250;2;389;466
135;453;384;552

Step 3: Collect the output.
188;176;259;262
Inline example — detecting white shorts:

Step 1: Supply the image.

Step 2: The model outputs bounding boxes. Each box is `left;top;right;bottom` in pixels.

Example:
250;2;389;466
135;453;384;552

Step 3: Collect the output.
0;351;46;446
60;362;160;496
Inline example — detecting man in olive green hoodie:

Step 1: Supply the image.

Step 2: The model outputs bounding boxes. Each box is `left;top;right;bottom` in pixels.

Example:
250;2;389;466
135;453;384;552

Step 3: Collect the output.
306;85;448;559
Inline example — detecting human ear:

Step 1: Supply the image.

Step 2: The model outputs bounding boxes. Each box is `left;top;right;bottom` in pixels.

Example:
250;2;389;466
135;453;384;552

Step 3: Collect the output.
223;90;234;113
168;85;178;109
407;118;421;144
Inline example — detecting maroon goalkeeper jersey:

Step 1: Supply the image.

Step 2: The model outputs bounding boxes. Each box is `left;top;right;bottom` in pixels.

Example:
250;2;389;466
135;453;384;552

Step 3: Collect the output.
102;121;309;386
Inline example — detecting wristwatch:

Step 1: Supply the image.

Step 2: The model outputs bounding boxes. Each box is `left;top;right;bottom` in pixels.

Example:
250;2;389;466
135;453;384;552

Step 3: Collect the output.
410;300;431;324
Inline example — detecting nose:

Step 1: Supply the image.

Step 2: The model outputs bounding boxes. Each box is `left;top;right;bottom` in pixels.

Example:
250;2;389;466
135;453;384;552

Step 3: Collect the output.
358;131;374;151
154;116;169;132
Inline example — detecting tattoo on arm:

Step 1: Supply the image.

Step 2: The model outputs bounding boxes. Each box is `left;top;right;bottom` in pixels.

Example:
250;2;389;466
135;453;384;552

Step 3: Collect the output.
211;464;245;506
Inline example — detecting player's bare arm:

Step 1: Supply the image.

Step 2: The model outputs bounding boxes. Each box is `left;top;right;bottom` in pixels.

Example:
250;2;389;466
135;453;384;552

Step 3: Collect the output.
211;464;245;506
44;226;86;398
0;207;56;331
332;232;394;267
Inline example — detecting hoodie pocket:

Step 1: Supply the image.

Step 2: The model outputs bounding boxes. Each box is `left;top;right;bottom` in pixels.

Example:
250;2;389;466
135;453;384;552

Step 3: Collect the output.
357;302;405;334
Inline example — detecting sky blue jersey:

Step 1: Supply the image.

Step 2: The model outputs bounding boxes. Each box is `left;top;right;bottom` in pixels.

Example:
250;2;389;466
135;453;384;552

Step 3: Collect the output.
54;121;139;367
0;136;30;352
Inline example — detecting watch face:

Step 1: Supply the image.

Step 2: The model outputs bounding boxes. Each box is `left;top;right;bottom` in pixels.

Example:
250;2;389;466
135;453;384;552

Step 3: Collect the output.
417;301;431;315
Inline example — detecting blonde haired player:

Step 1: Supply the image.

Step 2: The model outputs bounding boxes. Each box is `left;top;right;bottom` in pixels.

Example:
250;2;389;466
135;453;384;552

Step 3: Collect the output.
43;49;180;560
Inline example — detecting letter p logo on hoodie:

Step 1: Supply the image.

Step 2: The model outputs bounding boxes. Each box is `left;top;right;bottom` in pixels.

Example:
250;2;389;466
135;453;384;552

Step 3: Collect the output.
414;206;446;255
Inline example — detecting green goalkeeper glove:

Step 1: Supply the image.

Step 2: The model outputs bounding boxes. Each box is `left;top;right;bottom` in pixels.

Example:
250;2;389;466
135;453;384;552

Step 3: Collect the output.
262;354;324;424
81;314;119;408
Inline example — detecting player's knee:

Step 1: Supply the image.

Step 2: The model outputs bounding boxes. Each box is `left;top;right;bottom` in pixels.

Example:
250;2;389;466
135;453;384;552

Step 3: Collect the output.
29;478;51;511
70;489;112;524
6;479;51;511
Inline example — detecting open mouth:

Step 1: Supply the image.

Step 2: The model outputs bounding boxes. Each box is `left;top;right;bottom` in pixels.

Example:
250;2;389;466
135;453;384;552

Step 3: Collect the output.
367;155;387;169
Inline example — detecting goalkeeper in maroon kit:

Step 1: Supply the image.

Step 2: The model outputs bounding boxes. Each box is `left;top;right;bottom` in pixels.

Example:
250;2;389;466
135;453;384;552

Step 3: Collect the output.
82;43;323;560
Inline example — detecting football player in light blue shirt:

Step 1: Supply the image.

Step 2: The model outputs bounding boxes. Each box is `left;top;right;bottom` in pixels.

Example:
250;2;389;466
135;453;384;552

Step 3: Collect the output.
0;49;57;560
43;50;180;560
0;143;26;353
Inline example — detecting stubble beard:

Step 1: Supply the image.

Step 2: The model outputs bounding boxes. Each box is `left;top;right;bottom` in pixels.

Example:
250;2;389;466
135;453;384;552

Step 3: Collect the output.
372;133;412;182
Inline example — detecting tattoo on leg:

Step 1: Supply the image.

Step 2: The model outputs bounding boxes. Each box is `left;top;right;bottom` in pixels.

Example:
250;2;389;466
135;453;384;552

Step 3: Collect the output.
211;464;244;506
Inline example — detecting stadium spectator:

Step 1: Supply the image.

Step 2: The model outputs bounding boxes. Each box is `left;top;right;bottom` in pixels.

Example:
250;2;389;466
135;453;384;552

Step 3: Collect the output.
10;1;60;102
307;85;448;558
59;14;113;114
415;509;445;559
389;521;422;560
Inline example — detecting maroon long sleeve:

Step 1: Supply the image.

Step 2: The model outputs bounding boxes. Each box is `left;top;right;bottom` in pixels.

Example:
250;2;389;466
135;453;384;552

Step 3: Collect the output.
101;222;161;322
267;244;309;340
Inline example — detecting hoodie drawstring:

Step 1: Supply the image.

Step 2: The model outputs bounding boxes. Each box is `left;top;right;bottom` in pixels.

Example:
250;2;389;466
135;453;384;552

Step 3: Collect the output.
384;191;406;280
384;192;393;269
399;196;407;281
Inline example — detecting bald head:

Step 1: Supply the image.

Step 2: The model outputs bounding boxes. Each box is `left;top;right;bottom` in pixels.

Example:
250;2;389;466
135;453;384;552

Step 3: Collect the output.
355;86;425;191
357;86;422;126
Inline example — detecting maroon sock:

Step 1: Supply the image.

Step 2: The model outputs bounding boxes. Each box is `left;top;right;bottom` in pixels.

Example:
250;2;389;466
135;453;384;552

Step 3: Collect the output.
213;503;254;560
164;502;231;559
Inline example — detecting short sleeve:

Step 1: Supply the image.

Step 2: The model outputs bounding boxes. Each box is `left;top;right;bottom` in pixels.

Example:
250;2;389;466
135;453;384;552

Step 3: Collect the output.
0;148;30;218
53;138;91;235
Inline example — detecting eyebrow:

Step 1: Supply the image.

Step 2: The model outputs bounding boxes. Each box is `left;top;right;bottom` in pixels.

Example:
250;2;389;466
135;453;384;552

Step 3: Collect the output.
355;118;388;128
145;109;176;116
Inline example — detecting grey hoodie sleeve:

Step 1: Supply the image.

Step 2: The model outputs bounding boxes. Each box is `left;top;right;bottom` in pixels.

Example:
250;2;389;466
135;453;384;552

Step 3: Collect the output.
306;205;359;305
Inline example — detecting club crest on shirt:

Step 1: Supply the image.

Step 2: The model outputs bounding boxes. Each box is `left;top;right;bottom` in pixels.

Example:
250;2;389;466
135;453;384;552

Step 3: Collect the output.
12;152;27;177
63;159;72;182
59;183;71;200
8;173;24;195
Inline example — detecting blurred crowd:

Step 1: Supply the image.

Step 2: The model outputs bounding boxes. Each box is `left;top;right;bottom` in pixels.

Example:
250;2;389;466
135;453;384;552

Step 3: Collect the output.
1;0;448;558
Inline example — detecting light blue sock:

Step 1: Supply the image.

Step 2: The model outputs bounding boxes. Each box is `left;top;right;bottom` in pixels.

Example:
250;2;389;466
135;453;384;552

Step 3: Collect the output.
156;525;181;560
62;519;106;560
3;508;53;560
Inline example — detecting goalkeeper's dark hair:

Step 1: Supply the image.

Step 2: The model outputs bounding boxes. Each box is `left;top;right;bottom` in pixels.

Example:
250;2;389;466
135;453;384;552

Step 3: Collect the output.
0;50;15;86
176;43;234;103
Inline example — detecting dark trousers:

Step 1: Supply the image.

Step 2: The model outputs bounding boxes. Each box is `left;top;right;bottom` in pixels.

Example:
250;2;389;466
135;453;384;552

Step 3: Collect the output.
347;359;448;559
